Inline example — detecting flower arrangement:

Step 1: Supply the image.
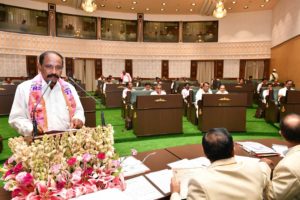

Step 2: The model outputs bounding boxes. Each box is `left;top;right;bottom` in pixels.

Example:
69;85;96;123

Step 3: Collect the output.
0;125;125;200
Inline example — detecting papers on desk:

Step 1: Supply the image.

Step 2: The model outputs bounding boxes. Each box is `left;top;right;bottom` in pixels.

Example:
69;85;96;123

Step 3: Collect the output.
124;176;164;200
237;141;279;157
72;188;131;200
145;169;173;194
120;156;150;177
272;144;288;157
167;157;210;169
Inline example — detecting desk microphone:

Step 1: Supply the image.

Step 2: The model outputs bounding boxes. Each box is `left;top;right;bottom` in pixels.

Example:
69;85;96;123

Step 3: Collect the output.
32;80;52;138
68;76;106;126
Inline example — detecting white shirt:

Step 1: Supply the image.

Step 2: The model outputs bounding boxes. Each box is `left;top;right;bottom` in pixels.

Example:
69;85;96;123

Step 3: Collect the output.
150;90;166;95
102;82;113;94
122;88;135;98
216;90;229;94
262;89;270;104
9;78;85;136
257;82;264;93
121;73;132;83
195;89;212;102
278;87;295;100
181;88;191;99
269;72;279;81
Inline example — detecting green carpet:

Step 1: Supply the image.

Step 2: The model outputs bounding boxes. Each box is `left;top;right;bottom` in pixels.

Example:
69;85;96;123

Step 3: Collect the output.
0;106;281;163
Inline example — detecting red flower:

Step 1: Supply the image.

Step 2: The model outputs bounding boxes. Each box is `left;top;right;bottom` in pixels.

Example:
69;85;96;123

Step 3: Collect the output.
67;157;77;166
97;153;106;160
13;162;23;174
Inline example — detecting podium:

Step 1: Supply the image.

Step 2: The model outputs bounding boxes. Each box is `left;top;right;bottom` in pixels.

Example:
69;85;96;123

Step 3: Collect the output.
103;84;124;108
280;90;300;119
225;84;254;107
0;85;17;115
80;97;96;127
133;94;183;136
198;94;247;132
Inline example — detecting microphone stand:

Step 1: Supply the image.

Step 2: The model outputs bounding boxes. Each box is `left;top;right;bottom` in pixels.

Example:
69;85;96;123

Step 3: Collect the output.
68;77;106;127
32;80;52;138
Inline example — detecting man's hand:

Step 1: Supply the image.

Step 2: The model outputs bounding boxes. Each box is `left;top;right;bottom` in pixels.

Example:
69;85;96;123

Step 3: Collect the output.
260;158;274;169
170;177;181;194
37;125;44;135
71;118;83;129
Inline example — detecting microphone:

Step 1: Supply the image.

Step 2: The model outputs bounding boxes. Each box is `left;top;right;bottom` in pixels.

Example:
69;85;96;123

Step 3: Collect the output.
32;80;52;137
68;76;106;126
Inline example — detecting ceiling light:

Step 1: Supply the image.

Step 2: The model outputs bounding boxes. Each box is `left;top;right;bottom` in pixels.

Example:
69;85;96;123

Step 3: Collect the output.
132;1;137;4
260;4;265;7
175;8;179;12
61;0;67;2
232;1;236;4
265;0;270;2
116;5;121;9
213;0;227;18
100;4;105;7
244;5;248;9
190;8;193;12
161;8;164;11
146;8;150;11
192;3;196;6
162;3;166;6
81;0;97;13
228;7;232;10
131;7;135;10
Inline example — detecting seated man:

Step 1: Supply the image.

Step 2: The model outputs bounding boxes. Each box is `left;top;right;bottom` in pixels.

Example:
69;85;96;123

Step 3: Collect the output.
2;77;15;85
150;84;166;95
257;78;268;94
262;83;274;104
278;80;294;102
170;128;270;200
122;82;135;99
120;70;132;84
195;82;212;103
9;51;85;136
181;83;191;99
142;82;152;91
216;84;229;94
102;76;113;94
264;114;300;200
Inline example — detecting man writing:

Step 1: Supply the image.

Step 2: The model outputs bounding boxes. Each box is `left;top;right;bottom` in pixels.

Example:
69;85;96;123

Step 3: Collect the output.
170;128;270;200
9;51;85;136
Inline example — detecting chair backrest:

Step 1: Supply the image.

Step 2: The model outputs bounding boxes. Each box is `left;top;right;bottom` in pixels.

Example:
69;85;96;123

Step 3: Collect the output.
130;90;152;104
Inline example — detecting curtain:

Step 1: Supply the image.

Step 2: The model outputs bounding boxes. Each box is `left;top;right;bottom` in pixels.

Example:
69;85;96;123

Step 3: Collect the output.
74;59;85;85
196;61;214;84
85;59;96;91
244;60;265;79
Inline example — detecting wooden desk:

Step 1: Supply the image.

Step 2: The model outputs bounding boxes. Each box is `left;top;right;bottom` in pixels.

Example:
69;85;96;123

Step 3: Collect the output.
0;85;17;115
80;97;96;127
165;138;287;166
133;94;183;136
225;84;254;107
103;84;124;108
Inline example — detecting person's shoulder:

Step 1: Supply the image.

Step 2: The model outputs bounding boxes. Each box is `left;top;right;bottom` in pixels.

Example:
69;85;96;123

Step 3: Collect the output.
17;79;33;89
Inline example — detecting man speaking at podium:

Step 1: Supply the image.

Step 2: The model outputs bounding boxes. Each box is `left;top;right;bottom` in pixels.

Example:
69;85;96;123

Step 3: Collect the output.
9;51;85;136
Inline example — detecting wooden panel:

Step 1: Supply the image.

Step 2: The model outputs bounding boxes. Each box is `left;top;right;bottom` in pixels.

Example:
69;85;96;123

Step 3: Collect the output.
263;59;270;79
65;57;74;77
239;60;246;78
125;59;133;77
161;60;169;78
214;60;224;78
95;59;102;79
26;55;38;78
271;35;300;87
190;60;197;79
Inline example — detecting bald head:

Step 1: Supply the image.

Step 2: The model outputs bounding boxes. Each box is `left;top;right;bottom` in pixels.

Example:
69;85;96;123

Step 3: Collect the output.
202;128;234;162
280;114;300;143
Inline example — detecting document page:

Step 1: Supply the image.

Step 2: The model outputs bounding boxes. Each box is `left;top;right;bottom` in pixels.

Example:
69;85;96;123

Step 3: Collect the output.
72;188;132;200
120;156;150;177
145;169;173;194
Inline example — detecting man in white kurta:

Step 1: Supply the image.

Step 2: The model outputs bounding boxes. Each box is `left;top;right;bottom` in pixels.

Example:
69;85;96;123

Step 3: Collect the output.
9;51;85;136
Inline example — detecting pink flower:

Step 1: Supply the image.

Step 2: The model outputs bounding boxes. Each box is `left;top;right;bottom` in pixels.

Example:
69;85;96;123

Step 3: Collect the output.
82;153;92;163
70;169;82;185
11;188;21;198
13;163;23;174
3;169;13;179
83;167;93;176
15;172;33;186
97;153;106;160
56;181;66;190
131;149;138;156
8;156;15;164
67;157;77;166
51;164;62;174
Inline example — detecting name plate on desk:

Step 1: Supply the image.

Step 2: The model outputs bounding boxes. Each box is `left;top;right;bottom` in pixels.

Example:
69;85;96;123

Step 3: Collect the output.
135;94;183;109
203;94;247;107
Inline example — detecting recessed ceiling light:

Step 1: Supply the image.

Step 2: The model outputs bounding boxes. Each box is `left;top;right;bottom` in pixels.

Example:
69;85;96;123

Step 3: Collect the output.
192;3;196;6
175;8;179;12
228;7;232;10
116;5;121;9
162;2;166;6
161;8;164;11
146;8;150;11
260;4;265;7
189;8;193;12
100;4;105;7
61;0;67;2
132;1;137;4
232;1;236;4
131;7;135;10
244;5;249;9
265;0;270;2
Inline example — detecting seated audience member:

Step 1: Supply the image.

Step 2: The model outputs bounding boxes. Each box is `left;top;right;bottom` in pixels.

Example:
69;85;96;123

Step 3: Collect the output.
272;79;281;87
142;82;152;91
264;114;300;200
238;78;245;85
9;51;85;136
195;82;212;103
133;76;141;87
257;78;268;94
120;70;132;84
170;128;270;200
269;68;279;82
278;80;294;102
181;83;191;99
216;84;229;94
2;77;14;85
262;83;274;104
154;77;162;85
150;84;166;95
212;78;221;90
102;77;113;94
122;82;135;99
97;75;105;81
